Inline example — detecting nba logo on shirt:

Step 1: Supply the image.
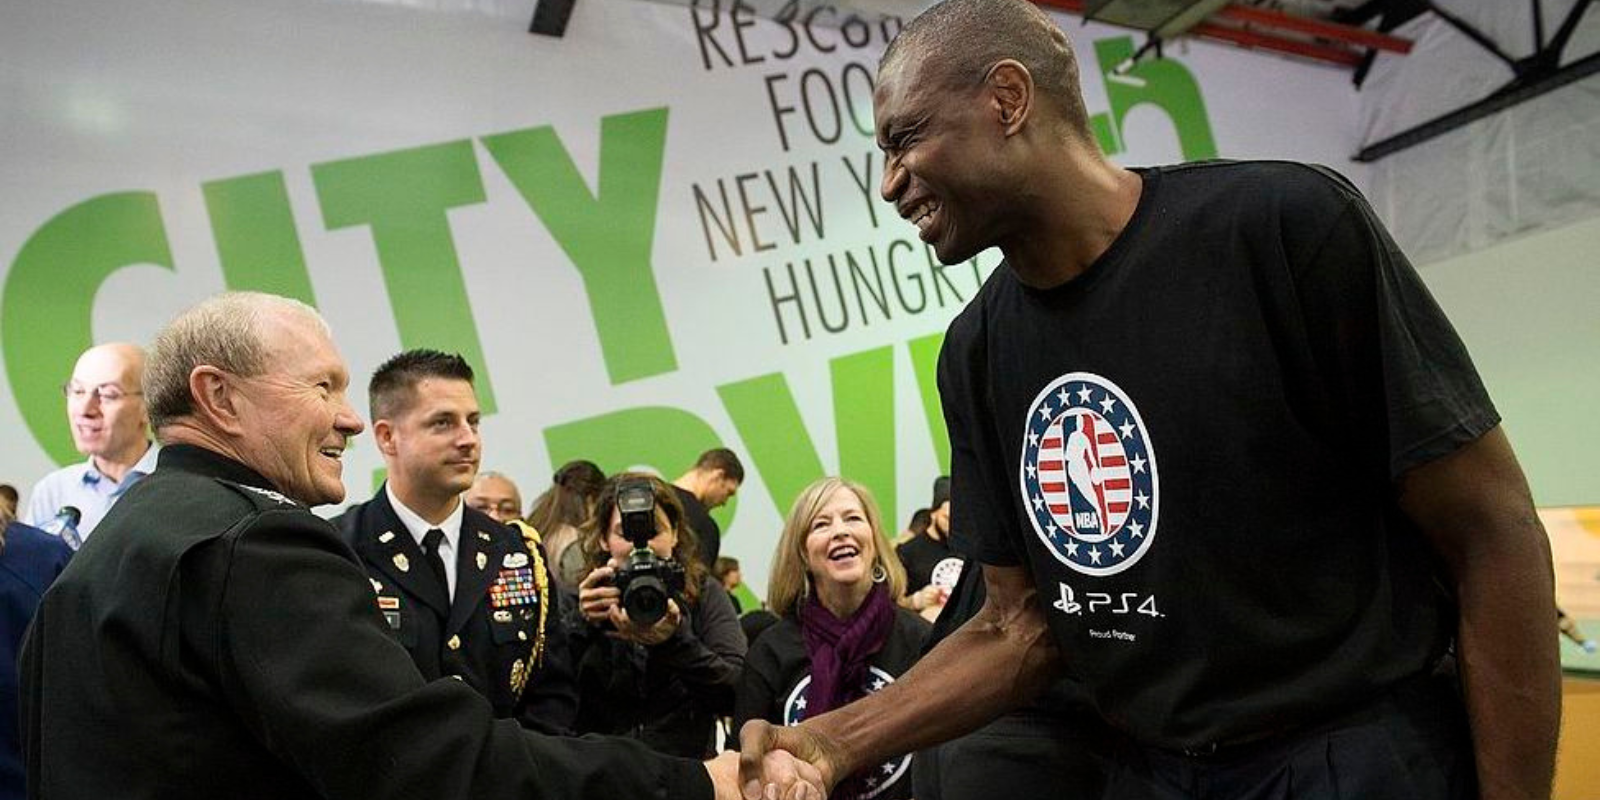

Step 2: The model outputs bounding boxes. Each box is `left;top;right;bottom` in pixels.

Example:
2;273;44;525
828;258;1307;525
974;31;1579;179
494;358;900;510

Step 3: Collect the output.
1019;372;1159;577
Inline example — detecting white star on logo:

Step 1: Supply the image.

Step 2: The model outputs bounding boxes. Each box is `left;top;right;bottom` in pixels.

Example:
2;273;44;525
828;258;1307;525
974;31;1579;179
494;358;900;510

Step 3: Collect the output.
1077;385;1092;403
1109;540;1125;558
1129;454;1147;473
795;697;807;710
1128;520;1144;538
1119;421;1135;440
1056;387;1073;406
1032;495;1044;511
871;678;887;690
1046;523;1058;536
1028;431;1040;447
1099;394;1116;414
1037;404;1052;421
1026;463;1037;479
882;764;896;776
1065;540;1079;557
1089;546;1103;565
1135;491;1150;510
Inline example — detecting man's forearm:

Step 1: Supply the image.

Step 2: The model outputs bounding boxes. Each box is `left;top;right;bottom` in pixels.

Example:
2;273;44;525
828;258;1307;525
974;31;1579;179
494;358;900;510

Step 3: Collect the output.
800;570;1061;778
1454;523;1560;799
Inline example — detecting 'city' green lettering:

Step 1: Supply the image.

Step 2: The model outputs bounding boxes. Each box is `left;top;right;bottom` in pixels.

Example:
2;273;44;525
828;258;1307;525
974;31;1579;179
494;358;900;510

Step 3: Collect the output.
3;193;172;465
312;140;498;412
204;171;318;305
482;108;677;386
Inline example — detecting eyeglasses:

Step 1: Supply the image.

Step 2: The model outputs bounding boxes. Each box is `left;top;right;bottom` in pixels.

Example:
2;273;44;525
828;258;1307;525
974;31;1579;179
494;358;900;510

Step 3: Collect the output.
62;383;143;405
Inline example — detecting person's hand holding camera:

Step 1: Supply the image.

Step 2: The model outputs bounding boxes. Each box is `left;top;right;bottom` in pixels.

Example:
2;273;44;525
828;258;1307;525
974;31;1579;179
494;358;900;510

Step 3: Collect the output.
578;562;622;625
580;557;684;644
611;596;682;645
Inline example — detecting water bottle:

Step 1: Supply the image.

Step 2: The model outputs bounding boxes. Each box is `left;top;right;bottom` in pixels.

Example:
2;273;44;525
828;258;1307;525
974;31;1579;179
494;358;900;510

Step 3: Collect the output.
40;505;83;551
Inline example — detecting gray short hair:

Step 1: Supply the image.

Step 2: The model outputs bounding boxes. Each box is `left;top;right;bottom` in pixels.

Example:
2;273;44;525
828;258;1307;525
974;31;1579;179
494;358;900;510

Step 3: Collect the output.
146;292;327;431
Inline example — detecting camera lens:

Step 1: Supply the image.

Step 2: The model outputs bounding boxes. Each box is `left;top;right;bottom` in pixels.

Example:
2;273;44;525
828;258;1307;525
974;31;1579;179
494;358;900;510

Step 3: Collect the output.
623;576;669;626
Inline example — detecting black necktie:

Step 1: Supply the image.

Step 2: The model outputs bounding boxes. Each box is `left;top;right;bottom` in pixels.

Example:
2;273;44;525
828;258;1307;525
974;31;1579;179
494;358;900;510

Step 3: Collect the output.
422;528;450;602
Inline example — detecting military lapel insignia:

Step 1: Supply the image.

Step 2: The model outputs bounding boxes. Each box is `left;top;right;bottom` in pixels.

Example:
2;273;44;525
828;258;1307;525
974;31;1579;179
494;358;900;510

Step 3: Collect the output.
478;531;492;542
476;551;488;571
393;553;410;572
377;596;401;630
379;530;396;544
503;552;528;569
493;609;513;623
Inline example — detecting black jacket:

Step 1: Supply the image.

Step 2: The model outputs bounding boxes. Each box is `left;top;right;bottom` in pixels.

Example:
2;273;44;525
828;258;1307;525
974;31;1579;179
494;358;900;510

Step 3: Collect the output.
334;488;577;734
19;444;710;800
567;575;746;758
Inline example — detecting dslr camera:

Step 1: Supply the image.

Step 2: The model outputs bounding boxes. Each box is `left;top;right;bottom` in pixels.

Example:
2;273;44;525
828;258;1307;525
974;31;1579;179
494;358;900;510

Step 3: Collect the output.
612;478;687;627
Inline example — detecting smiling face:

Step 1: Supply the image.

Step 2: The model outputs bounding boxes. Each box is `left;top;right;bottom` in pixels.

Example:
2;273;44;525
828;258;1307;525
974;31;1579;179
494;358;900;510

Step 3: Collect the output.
875;57;1013;265
65;344;149;463
803;486;879;593
231;311;364;506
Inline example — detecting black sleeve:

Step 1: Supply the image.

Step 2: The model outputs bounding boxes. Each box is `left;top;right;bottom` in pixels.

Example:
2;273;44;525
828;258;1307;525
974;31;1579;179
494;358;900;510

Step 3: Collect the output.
938;305;1026;567
211;510;712;800
652;579;747;714
518;544;580;735
1286;168;1499;480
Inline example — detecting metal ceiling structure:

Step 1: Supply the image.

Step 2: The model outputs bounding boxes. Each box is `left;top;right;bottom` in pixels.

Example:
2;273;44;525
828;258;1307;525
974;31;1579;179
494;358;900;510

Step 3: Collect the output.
527;0;1597;162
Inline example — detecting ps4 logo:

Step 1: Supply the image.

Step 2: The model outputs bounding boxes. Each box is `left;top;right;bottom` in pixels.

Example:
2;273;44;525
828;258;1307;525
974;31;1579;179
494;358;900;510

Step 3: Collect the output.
1053;583;1163;619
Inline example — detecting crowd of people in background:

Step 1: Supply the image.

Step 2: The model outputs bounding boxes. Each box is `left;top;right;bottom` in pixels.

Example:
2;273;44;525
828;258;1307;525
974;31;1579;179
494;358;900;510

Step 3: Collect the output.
0;308;968;800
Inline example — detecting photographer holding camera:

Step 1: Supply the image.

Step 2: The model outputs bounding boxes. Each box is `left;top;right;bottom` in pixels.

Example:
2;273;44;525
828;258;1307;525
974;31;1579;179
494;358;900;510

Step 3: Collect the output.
569;474;746;758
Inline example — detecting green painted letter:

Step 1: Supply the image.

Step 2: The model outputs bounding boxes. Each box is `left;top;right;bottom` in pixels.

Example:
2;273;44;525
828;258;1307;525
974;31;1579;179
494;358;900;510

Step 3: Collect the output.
482;108;677;386
312;140;497;411
2;193;173;464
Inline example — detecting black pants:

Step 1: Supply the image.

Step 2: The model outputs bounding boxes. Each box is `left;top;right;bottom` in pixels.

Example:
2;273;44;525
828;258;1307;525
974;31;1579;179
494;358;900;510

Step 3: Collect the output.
916;671;1475;800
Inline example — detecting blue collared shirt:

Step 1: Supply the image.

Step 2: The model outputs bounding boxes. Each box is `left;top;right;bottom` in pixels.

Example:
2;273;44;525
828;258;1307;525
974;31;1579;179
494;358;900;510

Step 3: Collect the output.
23;443;160;541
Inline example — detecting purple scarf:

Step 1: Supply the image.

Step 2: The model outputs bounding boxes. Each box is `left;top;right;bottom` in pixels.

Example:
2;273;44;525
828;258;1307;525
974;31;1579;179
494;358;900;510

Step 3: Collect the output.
800;583;895;717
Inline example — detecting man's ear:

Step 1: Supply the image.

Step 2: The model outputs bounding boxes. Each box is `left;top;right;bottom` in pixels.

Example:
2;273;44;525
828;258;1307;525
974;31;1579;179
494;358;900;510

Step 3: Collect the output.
188;366;245;436
986;59;1034;136
372;418;397;459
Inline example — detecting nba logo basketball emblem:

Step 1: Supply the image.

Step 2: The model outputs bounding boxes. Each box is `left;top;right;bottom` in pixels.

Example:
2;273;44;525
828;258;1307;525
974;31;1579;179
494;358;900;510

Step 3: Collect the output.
1019;372;1159;576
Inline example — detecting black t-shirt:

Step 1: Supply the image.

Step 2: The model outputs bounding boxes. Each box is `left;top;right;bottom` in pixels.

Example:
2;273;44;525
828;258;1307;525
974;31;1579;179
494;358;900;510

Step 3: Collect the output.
938;161;1497;750
894;533;962;593
673;486;720;568
734;610;931;800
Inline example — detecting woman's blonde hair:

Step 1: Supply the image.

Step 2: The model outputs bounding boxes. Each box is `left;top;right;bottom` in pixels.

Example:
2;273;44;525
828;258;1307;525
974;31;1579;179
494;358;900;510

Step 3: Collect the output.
767;477;907;618
576;472;705;607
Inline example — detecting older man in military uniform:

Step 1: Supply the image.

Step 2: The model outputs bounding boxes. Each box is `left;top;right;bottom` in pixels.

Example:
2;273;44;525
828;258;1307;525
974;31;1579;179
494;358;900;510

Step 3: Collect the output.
19;292;789;800
335;349;575;734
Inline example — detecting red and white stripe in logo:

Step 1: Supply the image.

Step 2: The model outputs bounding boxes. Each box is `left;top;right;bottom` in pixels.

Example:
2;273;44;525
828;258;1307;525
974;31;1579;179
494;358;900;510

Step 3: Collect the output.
1037;409;1133;543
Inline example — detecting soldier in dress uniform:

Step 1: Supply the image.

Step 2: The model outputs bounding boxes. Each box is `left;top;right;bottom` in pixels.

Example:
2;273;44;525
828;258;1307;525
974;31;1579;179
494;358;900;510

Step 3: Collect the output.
335;350;575;734
18;292;791;800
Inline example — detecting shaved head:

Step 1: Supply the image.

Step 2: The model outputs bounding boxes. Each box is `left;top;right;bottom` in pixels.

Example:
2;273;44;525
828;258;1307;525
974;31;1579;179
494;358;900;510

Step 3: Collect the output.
881;0;1090;137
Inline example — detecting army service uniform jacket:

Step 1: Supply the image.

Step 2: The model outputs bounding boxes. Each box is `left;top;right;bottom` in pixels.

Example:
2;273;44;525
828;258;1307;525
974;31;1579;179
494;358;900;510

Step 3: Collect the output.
19;444;711;800
335;489;577;733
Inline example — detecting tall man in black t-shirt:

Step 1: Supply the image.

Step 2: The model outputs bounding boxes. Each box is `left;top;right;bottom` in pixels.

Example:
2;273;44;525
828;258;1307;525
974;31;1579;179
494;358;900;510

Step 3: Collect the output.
672;447;744;567
738;0;1560;797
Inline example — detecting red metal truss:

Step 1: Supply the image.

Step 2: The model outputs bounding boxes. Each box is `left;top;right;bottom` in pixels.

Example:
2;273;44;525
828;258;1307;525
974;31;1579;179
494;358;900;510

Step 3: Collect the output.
1029;0;1414;68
